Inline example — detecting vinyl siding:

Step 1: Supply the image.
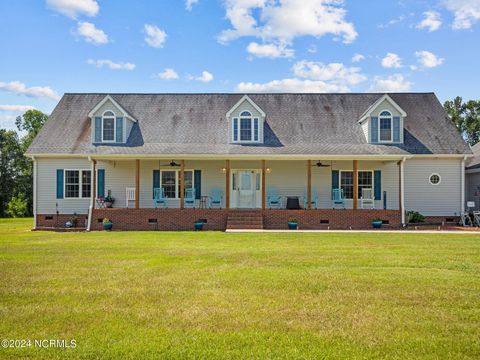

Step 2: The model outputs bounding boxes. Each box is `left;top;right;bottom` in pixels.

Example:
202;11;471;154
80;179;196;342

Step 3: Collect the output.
91;99;134;144
366;98;404;143
228;99;264;144
404;159;462;215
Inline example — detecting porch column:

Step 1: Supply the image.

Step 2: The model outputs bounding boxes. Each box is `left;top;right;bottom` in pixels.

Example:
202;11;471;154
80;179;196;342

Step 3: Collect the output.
353;160;358;209
262;160;266;210
225;160;230;209
180;160;185;209
307;160;312;209
399;157;406;225
87;158;96;231
135;159;139;209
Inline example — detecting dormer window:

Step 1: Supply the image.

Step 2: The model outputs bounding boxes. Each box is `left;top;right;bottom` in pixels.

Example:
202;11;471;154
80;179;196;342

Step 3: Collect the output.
232;111;260;143
379;111;392;142
102;110;115;142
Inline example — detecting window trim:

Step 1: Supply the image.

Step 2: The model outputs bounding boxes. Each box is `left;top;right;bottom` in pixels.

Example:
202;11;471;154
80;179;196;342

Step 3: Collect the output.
429;173;441;185
63;169;92;199
231;110;261;144
159;169;195;199
378;110;393;143
101;110;116;143
339;170;374;200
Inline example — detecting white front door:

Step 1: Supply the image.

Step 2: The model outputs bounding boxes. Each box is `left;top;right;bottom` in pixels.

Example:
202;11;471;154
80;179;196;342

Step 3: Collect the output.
231;170;261;208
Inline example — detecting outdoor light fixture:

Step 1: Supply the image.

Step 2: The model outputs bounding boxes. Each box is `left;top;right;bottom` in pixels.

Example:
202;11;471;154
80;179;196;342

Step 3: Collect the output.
221;167;227;173
266;168;271;173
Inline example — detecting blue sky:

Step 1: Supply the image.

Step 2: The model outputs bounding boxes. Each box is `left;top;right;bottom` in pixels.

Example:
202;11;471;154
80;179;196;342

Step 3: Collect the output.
1;0;479;129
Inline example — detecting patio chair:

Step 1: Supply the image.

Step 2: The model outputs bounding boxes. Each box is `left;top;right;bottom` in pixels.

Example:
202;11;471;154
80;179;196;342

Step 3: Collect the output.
332;188;345;209
184;188;196;208
153;187;168;209
126;187;135;208
208;188;223;208
303;188;319;209
473;211;480;227
267;187;282;209
360;188;375;209
460;211;473;227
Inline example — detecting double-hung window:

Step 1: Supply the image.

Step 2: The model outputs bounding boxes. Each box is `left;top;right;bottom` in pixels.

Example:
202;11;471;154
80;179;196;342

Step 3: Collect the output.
379;111;392;142
161;170;194;199
357;171;373;198
65;170;91;198
232;111;260;143
102;110;115;142
340;170;374;199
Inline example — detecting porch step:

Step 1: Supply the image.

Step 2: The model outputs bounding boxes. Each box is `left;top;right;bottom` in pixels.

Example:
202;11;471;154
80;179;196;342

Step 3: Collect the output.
227;210;263;230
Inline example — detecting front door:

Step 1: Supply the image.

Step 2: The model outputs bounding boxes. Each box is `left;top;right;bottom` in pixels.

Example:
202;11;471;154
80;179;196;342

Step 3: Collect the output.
231;170;261;208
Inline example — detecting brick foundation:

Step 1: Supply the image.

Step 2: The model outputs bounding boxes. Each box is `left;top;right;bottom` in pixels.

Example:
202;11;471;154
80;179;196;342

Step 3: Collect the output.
36;214;89;229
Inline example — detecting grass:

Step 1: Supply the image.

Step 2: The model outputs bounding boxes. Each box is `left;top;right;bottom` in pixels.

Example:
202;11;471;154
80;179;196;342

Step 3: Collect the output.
0;218;479;359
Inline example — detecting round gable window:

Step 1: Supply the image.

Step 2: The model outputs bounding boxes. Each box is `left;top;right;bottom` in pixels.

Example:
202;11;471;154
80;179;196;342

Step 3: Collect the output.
429;173;441;185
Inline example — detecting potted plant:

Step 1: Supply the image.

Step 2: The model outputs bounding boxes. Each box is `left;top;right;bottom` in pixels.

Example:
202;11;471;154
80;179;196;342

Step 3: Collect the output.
371;218;383;229
103;218;113;231
194;219;204;231
104;191;115;208
288;218;298;230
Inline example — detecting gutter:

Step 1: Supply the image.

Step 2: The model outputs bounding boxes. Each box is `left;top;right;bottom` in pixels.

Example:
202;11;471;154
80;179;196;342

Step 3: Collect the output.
86;156;94;231
32;156;37;230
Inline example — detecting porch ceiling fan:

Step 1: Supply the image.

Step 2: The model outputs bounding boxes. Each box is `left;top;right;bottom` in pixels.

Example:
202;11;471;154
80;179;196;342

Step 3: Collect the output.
312;161;331;167
160;160;181;167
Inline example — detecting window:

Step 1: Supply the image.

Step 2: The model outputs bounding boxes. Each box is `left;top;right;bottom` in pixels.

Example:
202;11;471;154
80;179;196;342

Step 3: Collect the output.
161;170;194;198
102;110;115;142
340;171;354;199
64;170;91;198
379;110;392;142
232;111;261;143
429;173;441;185
357;171;373;198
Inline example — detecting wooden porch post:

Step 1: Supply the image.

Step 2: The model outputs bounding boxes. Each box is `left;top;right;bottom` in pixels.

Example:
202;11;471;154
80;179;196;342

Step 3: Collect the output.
399;158;406;225
180;160;185;209
92;160;97;207
225;160;230;209
262;160;266;210
135;159;140;209
307;160;312;209
353;160;358;210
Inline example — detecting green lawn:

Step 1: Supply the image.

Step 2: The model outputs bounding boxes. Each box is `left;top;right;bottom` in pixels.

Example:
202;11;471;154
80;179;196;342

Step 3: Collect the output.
0;219;479;359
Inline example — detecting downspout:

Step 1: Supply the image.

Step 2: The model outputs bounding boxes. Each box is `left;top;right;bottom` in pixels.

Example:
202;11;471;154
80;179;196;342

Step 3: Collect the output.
32;156;37;230
87;156;94;231
461;156;466;215
400;157;406;226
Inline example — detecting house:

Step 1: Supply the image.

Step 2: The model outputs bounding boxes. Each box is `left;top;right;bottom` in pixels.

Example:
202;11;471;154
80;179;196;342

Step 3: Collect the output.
466;143;480;211
26;93;471;230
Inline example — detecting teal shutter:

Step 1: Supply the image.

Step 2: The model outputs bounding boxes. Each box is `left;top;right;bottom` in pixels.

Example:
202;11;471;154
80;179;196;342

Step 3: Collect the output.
116;117;123;143
97;169;105;198
153;170;160;199
56;169;64;199
370;117;378;143
374;170;381;200
194;170;201;199
393;116;400;142
332;170;339;190
94;117;101;143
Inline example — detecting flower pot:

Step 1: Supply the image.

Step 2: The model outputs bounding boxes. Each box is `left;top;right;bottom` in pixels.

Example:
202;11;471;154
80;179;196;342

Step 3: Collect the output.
371;221;382;229
103;222;113;231
105;201;113;208
194;222;204;231
288;222;298;230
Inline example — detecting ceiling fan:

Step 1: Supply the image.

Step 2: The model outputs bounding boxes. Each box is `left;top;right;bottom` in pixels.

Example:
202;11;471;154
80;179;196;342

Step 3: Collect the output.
312;161;331;167
160;160;181;167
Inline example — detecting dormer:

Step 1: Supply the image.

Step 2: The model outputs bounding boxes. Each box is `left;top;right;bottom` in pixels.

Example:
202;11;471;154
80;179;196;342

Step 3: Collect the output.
358;94;407;144
88;95;137;144
226;95;265;144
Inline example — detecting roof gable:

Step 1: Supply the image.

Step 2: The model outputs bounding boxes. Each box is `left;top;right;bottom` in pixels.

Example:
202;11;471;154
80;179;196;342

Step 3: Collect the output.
359;94;407;123
88;95;137;122
226;95;265;118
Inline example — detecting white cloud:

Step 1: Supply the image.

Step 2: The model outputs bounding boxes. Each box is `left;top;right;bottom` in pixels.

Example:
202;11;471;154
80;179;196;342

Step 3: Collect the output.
381;52;402;68
76;21;108;45
87;59;135;70
218;0;357;46
369;74;412;92
378;15;406;28
442;0;480;29
415;50;444;68
189;70;214;82
292;60;367;86
236;78;347;93
144;24;167;48
416;11;442;31
0;81;60;101
185;0;199;11
246;42;294;58
157;68;179;80
46;0;99;19
0;105;36;112
351;53;365;63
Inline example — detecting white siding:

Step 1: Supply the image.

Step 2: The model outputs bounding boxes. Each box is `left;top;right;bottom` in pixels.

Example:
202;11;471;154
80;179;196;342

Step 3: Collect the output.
37;158;91;214
404;159;462;216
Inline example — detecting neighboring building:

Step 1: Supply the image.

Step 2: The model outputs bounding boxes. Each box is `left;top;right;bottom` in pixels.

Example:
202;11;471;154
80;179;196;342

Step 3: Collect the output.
26;93;471;230
466;143;480;211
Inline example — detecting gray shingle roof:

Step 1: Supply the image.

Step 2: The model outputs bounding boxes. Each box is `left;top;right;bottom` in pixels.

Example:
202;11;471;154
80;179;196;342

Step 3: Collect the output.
467;143;480;169
27;93;471;156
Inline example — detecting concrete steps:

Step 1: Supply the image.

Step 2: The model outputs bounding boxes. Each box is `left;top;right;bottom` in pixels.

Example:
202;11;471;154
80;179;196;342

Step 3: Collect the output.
226;210;263;230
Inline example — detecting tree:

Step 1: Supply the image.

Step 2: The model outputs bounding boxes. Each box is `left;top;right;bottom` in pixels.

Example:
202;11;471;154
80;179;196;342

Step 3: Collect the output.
15;109;48;150
0;130;24;217
444;97;480;146
6;194;28;218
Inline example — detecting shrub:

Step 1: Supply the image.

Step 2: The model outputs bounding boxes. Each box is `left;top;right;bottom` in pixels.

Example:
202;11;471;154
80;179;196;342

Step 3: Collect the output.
407;211;425;223
6;194;29;218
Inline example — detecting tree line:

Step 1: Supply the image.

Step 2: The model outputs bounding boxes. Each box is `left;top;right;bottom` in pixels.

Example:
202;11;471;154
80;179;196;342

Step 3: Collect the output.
0;98;479;217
